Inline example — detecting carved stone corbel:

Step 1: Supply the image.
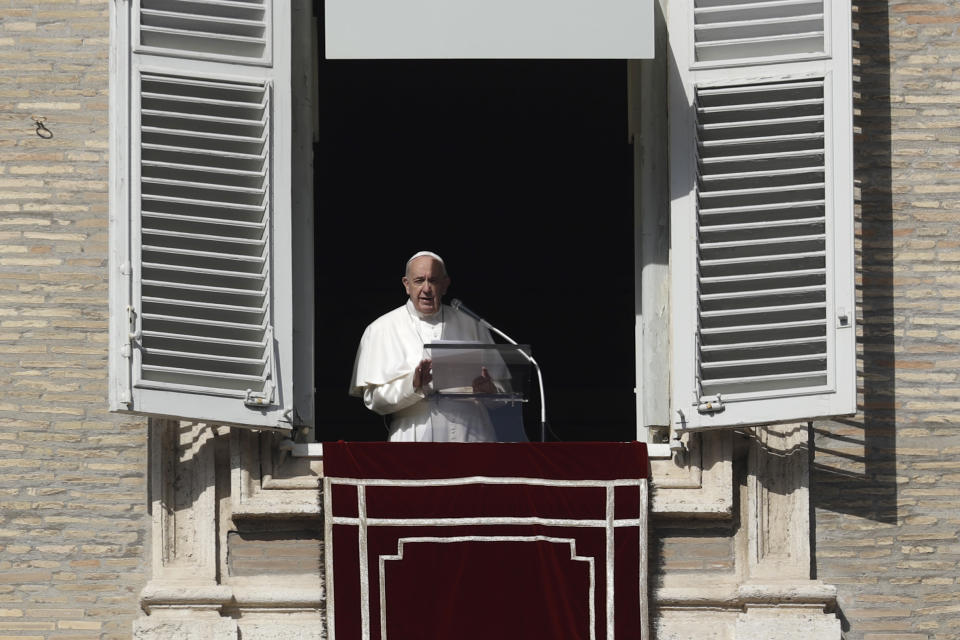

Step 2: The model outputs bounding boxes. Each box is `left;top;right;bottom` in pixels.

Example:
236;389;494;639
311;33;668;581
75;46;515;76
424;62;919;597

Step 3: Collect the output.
134;419;238;639
738;423;840;639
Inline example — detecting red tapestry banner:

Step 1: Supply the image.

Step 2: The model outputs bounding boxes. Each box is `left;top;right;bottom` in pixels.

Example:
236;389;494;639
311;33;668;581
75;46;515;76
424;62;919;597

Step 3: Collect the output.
323;442;649;640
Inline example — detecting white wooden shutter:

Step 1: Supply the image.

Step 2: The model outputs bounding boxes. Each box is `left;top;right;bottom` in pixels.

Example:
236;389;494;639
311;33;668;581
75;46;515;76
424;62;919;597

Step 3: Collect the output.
110;0;300;430
668;0;855;430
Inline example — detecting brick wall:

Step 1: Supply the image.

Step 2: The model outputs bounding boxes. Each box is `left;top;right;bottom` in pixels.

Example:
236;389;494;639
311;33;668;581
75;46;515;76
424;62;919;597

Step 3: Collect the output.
813;2;960;639
0;2;149;639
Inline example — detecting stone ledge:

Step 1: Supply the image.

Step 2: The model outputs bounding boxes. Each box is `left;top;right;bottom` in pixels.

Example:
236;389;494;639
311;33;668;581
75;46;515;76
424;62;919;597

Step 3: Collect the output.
140;582;233;613
231;496;322;519
655;580;837;611
141;580;324;614
231;584;324;610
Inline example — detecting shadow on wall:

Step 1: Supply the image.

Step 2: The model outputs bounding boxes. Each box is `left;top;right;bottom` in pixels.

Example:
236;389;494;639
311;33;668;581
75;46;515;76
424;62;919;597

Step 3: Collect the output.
812;2;897;526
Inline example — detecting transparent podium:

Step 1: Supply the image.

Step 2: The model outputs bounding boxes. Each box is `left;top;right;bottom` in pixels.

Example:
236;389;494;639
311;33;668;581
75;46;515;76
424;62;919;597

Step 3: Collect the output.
425;341;533;442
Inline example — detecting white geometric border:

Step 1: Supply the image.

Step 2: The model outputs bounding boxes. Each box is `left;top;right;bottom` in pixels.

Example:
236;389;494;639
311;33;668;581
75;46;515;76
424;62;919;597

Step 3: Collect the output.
324;475;649;640
378;536;596;640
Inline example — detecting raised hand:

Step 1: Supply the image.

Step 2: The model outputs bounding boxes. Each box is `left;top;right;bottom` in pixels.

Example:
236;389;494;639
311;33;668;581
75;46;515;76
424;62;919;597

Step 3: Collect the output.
413;358;433;390
472;366;496;393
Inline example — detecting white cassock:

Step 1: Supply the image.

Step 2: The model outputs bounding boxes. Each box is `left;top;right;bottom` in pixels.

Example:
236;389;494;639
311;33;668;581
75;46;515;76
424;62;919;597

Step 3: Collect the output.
349;300;498;442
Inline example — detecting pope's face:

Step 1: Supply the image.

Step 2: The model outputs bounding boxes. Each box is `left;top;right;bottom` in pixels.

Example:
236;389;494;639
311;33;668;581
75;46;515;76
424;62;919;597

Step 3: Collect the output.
403;257;450;316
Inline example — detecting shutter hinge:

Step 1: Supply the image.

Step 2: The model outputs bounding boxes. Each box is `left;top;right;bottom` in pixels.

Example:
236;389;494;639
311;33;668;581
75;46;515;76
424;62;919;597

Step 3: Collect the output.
697;394;724;415
244;381;275;408
121;305;138;358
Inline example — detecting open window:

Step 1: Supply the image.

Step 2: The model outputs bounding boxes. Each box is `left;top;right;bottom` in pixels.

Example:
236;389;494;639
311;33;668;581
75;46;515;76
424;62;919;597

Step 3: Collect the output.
108;0;854;441
109;1;313;431
668;0;855;431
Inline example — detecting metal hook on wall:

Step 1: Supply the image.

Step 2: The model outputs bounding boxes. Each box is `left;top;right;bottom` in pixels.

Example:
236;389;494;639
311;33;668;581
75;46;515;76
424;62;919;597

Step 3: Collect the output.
31;115;53;139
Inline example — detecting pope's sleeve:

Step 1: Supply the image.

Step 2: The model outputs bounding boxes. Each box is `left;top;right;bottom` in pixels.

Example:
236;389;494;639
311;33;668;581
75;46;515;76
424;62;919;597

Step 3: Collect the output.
362;371;426;415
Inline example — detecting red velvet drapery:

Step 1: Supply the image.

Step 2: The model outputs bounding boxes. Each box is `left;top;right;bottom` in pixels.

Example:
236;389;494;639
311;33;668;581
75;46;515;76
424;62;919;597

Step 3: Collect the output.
324;442;649;640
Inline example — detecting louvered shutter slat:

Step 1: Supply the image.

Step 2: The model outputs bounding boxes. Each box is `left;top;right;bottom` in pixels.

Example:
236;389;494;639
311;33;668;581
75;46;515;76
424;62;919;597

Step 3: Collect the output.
698;79;824;96
699;217;823;232
142;144;266;164
143;195;265;212
138;0;268;62
162;0;265;10
140;91;268;110
701;334;824;351
701;301;825;318
140;365;268;390
701;135;824;153
142;330;268;348
141;110;268;130
142;159;265;174
142;245;265;264
700;316;825;333
142;74;269;92
140;312;268;332
141;294;267;313
142;346;268;366
143;177;266;194
700;371;827;395
700;250;825;267
703;351;825;369
142;261;266;280
144;228;266;246
141;280;265;298
694;0;821;17
700;267;825;284
700;233;825;250
701;151;824;169
692;0;824;63
695;18;824;49
141;8;267;32
141;211;266;230
142;127;267;145
700;199;824;217
700;284;824;302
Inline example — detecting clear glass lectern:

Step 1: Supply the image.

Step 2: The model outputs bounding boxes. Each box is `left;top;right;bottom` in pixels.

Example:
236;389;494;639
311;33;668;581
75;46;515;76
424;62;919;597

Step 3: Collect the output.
424;342;533;442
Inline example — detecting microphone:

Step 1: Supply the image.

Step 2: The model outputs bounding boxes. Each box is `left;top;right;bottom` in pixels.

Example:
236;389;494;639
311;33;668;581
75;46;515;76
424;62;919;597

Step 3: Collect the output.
450;298;489;328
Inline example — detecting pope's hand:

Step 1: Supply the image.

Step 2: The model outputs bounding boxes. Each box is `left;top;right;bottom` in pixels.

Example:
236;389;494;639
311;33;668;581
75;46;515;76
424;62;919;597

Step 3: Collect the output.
472;366;496;393
413;358;432;390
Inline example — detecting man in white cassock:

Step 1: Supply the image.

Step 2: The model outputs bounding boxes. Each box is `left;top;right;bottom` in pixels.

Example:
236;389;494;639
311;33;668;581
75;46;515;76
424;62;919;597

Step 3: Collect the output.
349;251;499;442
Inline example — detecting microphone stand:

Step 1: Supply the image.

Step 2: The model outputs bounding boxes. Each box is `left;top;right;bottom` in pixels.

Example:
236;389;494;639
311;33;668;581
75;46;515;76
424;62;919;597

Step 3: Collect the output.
451;300;548;442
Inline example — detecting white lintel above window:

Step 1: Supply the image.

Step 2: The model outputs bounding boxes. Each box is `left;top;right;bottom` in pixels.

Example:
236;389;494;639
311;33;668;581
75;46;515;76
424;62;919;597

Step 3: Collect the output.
324;0;654;59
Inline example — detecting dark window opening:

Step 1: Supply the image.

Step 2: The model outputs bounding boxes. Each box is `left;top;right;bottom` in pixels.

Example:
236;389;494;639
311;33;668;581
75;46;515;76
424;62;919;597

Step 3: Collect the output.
314;54;635;442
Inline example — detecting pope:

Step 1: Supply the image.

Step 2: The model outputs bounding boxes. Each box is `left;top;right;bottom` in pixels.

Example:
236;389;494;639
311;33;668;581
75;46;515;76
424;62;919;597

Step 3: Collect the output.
349;251;499;442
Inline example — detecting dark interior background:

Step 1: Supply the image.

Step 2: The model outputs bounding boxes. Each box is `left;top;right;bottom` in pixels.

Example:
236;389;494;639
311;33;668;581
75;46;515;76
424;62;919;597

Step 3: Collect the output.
313;53;636;442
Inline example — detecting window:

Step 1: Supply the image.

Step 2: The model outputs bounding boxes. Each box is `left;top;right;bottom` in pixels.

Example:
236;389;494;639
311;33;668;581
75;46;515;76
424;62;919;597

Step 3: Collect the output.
109;0;855;438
